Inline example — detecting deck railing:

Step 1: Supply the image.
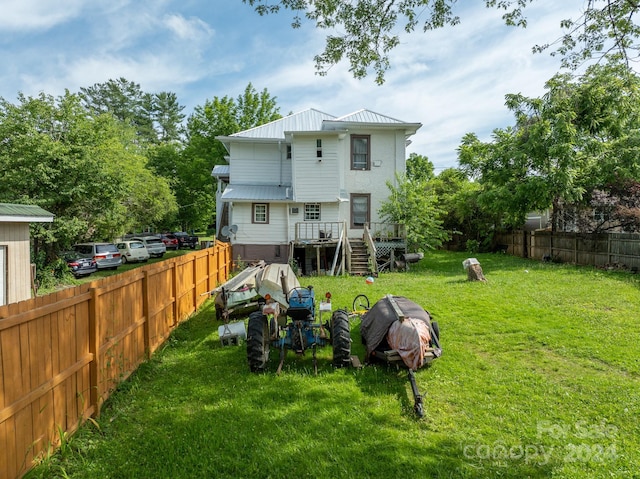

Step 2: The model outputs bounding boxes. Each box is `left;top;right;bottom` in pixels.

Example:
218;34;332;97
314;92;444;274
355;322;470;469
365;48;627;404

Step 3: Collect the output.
294;222;344;242
368;222;406;240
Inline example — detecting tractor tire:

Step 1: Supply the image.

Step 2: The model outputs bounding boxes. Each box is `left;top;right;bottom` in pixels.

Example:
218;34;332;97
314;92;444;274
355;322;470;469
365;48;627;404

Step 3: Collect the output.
331;309;351;368
247;311;270;372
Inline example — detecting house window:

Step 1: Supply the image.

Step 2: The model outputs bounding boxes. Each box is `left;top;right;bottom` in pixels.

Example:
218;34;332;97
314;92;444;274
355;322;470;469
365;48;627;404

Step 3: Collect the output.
316;139;322;158
350;194;370;229
351;135;370;170
304;203;321;221
286;145;292;159
252;203;269;224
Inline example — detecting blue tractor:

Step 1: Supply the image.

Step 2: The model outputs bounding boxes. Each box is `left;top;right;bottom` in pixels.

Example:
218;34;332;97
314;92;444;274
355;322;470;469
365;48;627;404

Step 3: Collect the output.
247;286;351;373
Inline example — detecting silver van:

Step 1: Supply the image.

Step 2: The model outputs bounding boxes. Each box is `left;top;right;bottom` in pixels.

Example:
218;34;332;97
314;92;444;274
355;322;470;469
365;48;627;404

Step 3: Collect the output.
132;235;166;258
73;242;122;270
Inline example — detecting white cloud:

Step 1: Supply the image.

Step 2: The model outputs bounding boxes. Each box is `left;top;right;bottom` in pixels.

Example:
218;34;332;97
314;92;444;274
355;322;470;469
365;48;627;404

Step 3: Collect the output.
163;14;213;41
0;0;594;170
0;0;85;30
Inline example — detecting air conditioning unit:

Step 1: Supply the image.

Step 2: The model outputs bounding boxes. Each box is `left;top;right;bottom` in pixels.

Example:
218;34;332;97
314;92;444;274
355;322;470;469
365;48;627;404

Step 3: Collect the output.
290;207;299;214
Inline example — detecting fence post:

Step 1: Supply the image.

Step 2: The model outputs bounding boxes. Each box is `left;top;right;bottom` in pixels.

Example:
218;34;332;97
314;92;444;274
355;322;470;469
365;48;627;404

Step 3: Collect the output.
192;253;198;311
172;262;178;327
142;271;150;358
88;287;100;418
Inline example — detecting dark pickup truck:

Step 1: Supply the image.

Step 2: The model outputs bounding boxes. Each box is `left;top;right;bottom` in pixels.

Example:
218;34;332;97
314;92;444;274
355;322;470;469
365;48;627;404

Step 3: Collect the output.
173;231;199;249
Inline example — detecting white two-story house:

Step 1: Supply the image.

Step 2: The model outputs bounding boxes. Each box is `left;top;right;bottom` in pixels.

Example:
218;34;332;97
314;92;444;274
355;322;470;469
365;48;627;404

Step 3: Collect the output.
213;108;421;275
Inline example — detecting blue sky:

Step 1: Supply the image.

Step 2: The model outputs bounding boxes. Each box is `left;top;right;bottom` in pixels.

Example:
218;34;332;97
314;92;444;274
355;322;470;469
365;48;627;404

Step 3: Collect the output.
0;0;581;171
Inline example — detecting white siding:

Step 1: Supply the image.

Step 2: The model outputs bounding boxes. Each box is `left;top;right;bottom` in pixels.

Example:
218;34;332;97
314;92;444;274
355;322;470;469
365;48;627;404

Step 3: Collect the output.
230;142;292;185
341;130;406;230
286;202;341;240
292;136;340;202
230;202;289;245
0;223;32;304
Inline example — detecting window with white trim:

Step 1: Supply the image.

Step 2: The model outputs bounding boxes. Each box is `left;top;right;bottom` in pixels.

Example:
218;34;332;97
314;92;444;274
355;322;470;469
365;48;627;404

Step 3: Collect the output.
252;203;269;224
304;203;321;221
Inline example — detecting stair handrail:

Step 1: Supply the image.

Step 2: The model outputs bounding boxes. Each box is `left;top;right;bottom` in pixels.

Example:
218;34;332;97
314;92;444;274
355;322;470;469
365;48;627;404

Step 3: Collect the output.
344;222;352;274
363;223;378;274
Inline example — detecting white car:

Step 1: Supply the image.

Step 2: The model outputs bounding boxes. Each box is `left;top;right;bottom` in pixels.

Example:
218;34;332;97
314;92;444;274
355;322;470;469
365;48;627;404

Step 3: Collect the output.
132;235;166;258
116;240;150;264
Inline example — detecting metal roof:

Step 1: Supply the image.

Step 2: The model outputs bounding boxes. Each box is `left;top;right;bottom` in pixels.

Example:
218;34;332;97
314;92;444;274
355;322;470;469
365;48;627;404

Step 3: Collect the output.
211;164;230;177
220;185;292;202
0;203;54;222
333;109;405;124
224;108;420;141
230;109;336;139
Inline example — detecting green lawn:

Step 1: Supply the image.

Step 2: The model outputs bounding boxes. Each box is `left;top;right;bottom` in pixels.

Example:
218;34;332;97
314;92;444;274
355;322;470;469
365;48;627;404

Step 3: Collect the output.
28;251;640;478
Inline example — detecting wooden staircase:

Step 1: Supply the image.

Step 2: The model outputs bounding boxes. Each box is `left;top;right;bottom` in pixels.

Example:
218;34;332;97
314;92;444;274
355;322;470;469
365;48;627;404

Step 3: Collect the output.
349;239;371;275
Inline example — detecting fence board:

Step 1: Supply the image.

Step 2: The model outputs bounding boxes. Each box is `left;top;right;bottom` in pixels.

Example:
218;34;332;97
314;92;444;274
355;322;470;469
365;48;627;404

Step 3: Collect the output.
0;244;231;479
497;231;640;270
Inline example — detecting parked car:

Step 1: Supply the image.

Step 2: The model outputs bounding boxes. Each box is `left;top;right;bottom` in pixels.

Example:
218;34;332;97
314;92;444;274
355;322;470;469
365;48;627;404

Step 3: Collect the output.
61;251;97;278
116;240;150;264
73;242;122;270
160;234;179;250
173;231;199;249
132;235;166;258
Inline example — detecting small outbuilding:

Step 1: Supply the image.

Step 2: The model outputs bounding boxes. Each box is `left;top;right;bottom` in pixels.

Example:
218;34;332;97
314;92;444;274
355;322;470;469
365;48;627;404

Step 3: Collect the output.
0;203;54;305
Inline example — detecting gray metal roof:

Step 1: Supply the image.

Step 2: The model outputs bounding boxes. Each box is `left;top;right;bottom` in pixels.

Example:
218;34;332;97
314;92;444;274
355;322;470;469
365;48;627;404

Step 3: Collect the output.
224;108;420;141
211;164;230;177
230;109;336;139
334;109;405;124
0;203;54;222
220;185;292;202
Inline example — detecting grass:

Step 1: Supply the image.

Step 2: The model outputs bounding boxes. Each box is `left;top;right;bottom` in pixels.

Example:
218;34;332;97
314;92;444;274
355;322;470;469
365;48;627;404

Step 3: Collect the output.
26;251;640;478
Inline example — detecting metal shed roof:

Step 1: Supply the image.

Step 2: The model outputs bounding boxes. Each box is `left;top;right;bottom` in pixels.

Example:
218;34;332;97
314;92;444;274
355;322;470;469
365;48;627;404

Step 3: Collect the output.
220;185;292;202
0;203;54;223
212;164;230;177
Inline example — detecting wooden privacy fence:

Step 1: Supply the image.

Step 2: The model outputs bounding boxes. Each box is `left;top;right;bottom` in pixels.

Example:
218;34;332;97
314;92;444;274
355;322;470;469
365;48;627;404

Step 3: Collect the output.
0;243;231;479
495;231;640;270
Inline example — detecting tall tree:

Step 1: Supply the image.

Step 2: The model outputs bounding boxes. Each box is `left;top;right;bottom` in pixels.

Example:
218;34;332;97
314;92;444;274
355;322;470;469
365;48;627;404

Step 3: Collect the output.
178;83;281;230
458;60;640;230
245;0;640;83
379;172;448;252
428;168;498;251
79;78;156;142
79;78;186;144
0;91;177;259
153;91;186;143
406;152;435;183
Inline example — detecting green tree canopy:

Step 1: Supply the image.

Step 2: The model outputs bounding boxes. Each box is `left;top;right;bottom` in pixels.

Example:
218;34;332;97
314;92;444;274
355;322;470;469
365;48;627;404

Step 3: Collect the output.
458;60;640;230
176;83;281;230
79;78;185;143
406;152;435;183
379;172;448;252
428;168;498;251
245;0;640;83
0;91;177;258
